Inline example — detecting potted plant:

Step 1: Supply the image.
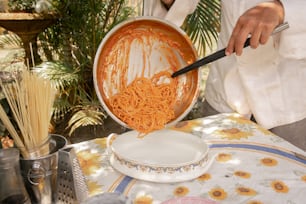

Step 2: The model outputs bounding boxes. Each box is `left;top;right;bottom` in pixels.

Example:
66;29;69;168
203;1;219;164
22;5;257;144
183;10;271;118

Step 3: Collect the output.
7;0;56;14
8;0;36;13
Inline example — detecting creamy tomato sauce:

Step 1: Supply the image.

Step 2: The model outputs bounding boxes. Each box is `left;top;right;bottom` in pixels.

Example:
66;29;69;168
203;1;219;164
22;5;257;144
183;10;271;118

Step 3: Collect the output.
95;18;199;127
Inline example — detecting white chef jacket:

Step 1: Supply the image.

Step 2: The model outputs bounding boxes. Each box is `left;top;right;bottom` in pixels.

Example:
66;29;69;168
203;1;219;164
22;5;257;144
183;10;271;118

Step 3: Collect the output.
144;0;306;129
143;0;200;27
205;0;306;129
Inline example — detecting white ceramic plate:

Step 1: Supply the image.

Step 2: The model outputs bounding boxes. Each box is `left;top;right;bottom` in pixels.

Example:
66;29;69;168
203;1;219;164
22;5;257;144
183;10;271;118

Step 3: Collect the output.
108;129;211;183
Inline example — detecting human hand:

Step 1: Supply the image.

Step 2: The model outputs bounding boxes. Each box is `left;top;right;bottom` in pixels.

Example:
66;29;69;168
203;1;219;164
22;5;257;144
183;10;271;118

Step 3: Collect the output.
226;0;284;56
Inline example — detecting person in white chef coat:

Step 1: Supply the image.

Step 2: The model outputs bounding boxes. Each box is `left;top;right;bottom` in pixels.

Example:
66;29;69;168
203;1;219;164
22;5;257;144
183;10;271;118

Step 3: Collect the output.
144;0;306;151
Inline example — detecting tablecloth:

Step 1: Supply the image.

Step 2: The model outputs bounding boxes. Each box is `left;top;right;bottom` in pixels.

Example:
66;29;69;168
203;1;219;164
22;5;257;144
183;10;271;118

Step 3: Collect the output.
72;113;306;204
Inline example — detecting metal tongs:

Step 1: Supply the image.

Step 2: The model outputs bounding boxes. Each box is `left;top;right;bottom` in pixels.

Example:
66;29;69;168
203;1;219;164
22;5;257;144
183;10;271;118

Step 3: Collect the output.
172;22;289;78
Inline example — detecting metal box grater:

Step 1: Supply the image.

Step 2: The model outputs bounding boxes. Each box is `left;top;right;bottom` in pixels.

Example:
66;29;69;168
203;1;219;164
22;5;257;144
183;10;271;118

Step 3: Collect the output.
56;147;89;204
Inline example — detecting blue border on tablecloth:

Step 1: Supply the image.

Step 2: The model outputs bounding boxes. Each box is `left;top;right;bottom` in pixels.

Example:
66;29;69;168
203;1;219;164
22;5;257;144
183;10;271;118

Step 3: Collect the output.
114;176;133;194
209;143;306;165
114;143;306;193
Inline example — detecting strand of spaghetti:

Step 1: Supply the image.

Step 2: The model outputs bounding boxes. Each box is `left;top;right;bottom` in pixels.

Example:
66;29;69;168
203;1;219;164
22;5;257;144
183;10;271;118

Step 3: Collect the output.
109;71;177;136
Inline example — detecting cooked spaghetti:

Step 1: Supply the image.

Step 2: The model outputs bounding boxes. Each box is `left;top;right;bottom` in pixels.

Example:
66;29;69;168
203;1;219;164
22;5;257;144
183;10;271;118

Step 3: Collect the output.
109;71;178;135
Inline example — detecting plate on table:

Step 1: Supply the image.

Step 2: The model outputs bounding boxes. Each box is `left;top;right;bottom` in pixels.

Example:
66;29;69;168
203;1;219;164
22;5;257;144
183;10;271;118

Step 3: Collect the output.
108;129;211;183
93;16;200;130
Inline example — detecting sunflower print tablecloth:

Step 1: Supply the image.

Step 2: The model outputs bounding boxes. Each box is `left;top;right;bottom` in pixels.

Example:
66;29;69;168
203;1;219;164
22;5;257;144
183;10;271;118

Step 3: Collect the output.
72;113;306;204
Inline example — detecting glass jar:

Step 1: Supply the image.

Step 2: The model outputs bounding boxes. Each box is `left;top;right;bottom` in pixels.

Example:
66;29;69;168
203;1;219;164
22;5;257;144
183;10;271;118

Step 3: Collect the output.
0;148;30;204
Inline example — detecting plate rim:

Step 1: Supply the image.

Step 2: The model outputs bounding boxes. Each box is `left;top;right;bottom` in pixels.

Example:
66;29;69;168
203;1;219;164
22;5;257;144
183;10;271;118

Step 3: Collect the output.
110;152;213;183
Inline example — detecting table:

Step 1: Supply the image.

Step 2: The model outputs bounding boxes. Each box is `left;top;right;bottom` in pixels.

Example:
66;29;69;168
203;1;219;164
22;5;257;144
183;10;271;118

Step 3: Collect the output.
71;113;306;204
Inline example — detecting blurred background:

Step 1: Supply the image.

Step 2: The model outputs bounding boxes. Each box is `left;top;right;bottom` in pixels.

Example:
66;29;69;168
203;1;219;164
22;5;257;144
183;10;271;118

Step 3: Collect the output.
0;0;220;145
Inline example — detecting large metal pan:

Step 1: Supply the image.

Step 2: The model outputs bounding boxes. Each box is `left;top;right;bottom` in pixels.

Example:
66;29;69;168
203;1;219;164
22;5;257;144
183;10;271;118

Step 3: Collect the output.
93;16;200;129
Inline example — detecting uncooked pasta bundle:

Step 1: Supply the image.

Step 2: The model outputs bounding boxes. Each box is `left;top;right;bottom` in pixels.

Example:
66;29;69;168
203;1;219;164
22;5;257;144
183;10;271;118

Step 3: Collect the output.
0;70;56;158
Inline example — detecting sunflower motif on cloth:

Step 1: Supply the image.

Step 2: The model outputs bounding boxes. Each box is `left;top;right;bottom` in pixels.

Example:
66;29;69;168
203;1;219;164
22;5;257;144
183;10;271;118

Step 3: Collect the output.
227;115;254;125
197;173;212;181
170;119;201;133
271;180;289;193
87;180;103;196
94;138;108;149
227;114;272;136
216;153;232;162
133;195;153;204
208;187;227;201
215;128;252;140
246;200;263;204
236;186;257;196
234;170;251;179
77;150;102;176
260;157;278;167
173;186;190;197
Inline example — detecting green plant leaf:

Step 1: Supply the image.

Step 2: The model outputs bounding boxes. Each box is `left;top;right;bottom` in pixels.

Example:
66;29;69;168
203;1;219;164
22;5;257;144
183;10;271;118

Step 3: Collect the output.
183;0;221;56
0;33;22;48
67;105;106;136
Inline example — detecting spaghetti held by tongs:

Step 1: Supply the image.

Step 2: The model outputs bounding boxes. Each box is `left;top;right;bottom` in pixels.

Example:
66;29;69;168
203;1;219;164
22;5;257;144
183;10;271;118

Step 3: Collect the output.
0;70;57;159
109;71;178;137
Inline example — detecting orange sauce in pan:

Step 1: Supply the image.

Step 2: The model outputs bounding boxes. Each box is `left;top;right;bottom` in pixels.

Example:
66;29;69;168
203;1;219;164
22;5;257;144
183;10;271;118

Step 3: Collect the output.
95;19;198;133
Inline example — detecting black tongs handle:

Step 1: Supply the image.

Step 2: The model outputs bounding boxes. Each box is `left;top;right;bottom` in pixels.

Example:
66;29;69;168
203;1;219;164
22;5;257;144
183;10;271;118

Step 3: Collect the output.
171;22;289;78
